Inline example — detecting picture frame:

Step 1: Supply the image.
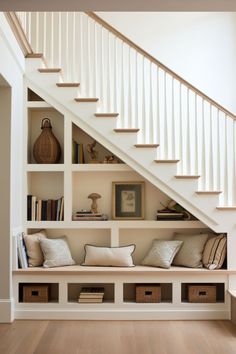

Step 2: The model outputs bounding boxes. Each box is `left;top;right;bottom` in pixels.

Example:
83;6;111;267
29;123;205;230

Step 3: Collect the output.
112;181;145;219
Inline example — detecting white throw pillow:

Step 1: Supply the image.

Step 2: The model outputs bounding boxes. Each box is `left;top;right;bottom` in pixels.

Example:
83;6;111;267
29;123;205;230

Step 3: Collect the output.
39;237;75;268
142;239;183;269
82;244;135;267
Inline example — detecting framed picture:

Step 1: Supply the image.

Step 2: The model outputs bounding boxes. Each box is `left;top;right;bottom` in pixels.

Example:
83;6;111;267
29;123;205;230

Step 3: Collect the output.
112;181;145;219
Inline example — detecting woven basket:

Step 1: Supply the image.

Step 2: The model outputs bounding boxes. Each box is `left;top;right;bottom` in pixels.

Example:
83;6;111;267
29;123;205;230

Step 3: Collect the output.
33;118;61;164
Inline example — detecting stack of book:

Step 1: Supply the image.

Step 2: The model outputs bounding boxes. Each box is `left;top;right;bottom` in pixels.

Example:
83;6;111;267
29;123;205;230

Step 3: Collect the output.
27;195;64;221
78;287;105;303
72;140;84;163
156;208;185;220
72;211;108;221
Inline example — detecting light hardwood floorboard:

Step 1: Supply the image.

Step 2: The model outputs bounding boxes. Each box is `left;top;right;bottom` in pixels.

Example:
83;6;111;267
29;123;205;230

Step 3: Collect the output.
0;320;236;354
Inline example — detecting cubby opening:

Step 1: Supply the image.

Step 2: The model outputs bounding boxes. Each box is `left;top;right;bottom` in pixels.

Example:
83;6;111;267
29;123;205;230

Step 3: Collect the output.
72;124;122;164
123;283;172;303
27;172;64;221
18;283;59;303
27;107;64;164
27;88;44;102
181;283;225;303
68;283;115;303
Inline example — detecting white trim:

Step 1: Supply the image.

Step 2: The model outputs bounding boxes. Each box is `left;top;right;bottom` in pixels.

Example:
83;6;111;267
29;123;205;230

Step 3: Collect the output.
0;298;14;323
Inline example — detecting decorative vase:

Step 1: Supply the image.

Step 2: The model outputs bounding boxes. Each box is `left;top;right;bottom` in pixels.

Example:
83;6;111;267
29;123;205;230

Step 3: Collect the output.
33;118;61;164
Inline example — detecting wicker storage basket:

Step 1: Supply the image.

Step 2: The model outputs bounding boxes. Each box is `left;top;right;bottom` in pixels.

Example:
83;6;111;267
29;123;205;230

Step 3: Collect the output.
23;284;50;303
187;284;216;303
136;284;161;303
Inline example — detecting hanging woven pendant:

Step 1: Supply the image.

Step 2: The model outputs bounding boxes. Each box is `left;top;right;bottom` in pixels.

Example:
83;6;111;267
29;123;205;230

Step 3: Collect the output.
33;118;61;164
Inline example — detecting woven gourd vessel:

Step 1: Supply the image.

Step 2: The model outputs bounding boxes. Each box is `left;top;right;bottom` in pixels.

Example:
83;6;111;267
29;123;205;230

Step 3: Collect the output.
33;118;61;164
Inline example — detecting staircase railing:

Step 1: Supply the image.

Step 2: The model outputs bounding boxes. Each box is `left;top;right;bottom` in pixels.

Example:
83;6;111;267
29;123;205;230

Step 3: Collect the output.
13;11;236;206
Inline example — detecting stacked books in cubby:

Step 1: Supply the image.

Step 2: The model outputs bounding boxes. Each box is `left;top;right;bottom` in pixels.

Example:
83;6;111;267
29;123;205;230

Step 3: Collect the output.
78;287;105;303
156;208;184;220
27;195;64;221
72;211;108;221
72;140;84;163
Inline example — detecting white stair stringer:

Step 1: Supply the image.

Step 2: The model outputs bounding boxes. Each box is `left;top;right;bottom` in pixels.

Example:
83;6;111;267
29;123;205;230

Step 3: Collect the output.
25;61;235;233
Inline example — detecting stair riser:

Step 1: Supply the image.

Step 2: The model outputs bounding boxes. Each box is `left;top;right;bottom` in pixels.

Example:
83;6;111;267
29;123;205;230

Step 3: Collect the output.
25;58;45;72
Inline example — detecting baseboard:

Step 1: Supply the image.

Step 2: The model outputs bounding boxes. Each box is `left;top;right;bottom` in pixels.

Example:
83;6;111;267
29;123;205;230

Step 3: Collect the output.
14;308;230;321
0;298;14;323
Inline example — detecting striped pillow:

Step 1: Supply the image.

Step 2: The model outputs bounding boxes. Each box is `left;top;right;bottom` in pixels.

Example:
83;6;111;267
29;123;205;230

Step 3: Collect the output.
202;234;226;270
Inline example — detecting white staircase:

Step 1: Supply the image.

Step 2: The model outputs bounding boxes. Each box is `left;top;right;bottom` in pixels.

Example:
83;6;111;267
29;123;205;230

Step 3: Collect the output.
13;11;236;267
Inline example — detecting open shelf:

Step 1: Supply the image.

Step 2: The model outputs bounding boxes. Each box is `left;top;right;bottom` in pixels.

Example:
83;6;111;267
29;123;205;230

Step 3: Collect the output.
181;283;225;303
68;283;114;303
18;283;59;303
123;283;172;303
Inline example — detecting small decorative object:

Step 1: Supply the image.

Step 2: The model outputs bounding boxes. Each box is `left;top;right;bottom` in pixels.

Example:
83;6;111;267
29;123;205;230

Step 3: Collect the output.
136;284;161;303
88;193;101;213
103;155;120;164
33;118;61;164
112;181;144;219
87;140;99;163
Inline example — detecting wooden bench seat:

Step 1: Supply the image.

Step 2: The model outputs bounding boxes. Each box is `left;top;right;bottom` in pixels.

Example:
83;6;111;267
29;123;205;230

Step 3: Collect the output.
13;265;235;276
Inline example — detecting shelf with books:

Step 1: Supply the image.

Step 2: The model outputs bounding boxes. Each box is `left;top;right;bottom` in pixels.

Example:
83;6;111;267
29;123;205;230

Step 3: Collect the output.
27;172;64;222
68;283;114;304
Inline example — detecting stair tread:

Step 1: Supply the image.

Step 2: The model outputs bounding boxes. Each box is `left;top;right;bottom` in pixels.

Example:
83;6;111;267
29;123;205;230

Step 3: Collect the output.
175;175;200;179
114;129;140;133
135;144;159;148
26;53;43;58
95;113;119;117
216;206;236;210
196;191;222;195
38;68;61;73
155;159;179;163
75;98;99;102
57;83;80;87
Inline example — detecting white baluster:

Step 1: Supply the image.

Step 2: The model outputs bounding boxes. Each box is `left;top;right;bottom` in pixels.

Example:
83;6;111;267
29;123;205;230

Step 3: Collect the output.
127;47;132;128
149;62;154;144
142;56;146;143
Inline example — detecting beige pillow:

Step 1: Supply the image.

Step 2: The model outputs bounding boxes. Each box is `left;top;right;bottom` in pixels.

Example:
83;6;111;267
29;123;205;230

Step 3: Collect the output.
141;239;183;269
82;244;135;267
39;237;75;268
172;233;208;268
24;230;47;267
202;234;227;270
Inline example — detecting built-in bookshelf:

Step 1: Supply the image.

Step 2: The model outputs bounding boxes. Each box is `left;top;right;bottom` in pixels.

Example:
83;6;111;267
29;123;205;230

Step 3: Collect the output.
13;88;231;321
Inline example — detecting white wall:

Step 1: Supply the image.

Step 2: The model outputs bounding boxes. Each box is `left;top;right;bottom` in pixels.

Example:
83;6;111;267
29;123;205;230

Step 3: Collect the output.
97;12;236;114
0;13;25;322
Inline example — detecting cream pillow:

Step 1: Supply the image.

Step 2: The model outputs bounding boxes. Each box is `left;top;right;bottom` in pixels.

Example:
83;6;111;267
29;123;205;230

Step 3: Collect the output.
24;230;47;267
173;233;208;268
39;237;75;268
202;234;227;270
82;244;135;267
141;239;183;269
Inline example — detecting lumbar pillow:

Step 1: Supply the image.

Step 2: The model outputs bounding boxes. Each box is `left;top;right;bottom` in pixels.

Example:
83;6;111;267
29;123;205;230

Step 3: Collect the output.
24;230;47;267
172;233;208;267
39;237;75;268
202;234;227;270
141;239;183;269
82;244;135;267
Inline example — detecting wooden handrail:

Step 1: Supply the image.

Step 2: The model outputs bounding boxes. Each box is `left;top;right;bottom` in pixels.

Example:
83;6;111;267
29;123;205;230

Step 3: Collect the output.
86;11;236;120
4;12;33;56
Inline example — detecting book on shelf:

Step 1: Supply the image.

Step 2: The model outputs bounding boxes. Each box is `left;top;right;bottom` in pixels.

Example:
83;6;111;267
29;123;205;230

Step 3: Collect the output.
80;287;105;295
72;140;84;164
156;208;185;220
16;233;28;269
78;298;103;303
27;195;64;221
73;212;108;221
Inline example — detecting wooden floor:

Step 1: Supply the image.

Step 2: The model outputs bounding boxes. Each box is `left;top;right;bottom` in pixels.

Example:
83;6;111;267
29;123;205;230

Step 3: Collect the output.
0;320;236;354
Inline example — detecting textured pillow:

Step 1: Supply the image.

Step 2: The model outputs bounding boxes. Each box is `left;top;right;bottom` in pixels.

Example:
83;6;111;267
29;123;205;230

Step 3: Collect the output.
82;244;135;267
202;234;227;270
172;233;208;268
39;237;75;268
141;239;183;269
24;230;47;267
